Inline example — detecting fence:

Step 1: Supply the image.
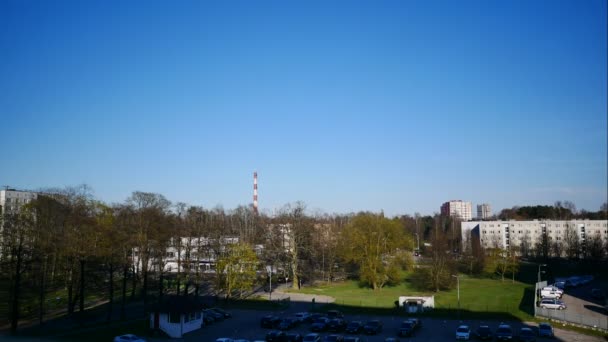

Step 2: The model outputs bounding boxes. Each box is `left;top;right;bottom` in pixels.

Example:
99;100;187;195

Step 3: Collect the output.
534;281;608;331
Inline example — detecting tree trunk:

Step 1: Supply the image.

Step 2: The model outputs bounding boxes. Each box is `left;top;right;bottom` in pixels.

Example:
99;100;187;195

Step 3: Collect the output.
121;265;127;320
79;260;85;312
158;270;163;301
142;269;148;307
10;243;23;335
39;256;47;325
131;264;136;300
107;263;114;322
67;267;74;315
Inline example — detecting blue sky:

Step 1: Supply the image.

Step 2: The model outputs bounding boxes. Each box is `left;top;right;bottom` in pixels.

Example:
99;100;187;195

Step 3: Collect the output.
1;0;606;216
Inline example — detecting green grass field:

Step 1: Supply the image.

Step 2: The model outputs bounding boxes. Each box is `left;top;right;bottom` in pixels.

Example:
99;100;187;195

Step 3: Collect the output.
289;273;535;321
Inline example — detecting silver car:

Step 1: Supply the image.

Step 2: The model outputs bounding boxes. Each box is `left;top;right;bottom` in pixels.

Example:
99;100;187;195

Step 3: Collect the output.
540;298;566;310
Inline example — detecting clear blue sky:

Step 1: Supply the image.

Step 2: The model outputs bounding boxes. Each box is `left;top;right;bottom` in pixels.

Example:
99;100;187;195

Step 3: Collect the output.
1;0;606;216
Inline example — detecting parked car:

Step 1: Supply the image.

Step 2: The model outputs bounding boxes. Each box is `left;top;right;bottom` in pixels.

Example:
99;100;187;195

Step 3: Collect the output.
266;330;287;342
345;321;363;334
398;320;418;337
203;313;216;325
474;325;493;340
278;318;298;330
580;275;594;285
495;324;513;341
539;298;566;310
323;335;343;342
303;333;321;342
206;309;225;321
327;310;344;319
540;289;561;299
311;318;330;332
538;323;554;338
261;315;281;329
212;307;232;318
517;327;536;342
541;286;563;296
328;318;347;332
285;333;303;342
553;281;566;290
363;320;383;335
343;338;360;342
568;276;582;287
294;312;312;323
455;325;471;340
114;334;147;342
309;313;326;321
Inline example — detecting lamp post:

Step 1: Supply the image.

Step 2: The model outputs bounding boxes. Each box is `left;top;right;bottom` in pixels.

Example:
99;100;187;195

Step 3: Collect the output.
537;264;547;284
452;274;460;319
267;265;273;301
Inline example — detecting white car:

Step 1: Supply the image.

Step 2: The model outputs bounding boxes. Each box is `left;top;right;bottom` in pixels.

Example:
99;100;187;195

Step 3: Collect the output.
543;285;564;296
540;298;566;310
294;312;311;322
455;325;471;340
540;289;561;299
113;335;147;342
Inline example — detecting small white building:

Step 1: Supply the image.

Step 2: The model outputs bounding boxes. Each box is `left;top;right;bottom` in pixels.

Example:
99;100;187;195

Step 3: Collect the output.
398;296;435;313
149;296;206;338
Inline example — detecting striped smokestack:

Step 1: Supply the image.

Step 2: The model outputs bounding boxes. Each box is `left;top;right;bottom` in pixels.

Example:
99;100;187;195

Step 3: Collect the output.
253;171;258;214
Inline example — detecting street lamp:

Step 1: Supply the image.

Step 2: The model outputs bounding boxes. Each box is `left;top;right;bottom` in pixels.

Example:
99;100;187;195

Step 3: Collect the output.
537;264;547;284
452;274;460;319
267;265;273;301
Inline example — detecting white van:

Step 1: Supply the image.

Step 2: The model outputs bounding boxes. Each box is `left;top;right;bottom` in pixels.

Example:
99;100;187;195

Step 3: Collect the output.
541;288;561;299
543;286;564;296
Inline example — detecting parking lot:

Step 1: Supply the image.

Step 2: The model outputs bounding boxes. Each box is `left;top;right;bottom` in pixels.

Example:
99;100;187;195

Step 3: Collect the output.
148;306;605;342
538;277;608;330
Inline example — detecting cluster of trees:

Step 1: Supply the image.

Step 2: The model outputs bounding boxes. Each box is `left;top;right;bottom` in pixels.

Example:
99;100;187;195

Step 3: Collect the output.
1;186;606;334
498;201;608;221
0;186;465;333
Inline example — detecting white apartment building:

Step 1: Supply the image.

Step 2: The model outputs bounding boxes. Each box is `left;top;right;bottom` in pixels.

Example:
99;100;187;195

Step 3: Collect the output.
132;236;242;274
0;188;38;215
441;200;473;221
462;219;608;257
477;203;492;220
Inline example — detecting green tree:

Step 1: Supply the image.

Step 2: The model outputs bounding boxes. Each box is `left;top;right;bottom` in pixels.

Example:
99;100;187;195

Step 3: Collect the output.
216;242;259;298
338;213;412;290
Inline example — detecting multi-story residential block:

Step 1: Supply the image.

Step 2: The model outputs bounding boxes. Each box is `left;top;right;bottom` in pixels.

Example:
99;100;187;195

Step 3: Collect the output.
461;219;608;257
477;203;492;220
441;200;473;221
132;236;241;274
0;188;38;215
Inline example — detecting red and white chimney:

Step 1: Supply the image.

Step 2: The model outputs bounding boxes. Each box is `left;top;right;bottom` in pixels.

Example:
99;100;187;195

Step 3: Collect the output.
253;171;258;214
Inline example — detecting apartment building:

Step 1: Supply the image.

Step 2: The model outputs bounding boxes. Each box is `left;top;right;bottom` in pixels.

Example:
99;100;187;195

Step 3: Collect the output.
462;219;608;257
0;188;38;215
441;200;473;221
477;203;492;220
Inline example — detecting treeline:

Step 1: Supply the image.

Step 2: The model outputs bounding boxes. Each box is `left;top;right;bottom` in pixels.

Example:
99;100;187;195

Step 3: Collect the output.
0;185;472;334
498;201;608;221
1;185;605;334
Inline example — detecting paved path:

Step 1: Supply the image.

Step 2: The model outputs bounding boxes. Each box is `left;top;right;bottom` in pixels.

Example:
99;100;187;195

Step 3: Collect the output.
269;284;335;306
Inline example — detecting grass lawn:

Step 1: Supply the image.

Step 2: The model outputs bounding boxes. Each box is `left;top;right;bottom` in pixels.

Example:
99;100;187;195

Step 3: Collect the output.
289;273;535;321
